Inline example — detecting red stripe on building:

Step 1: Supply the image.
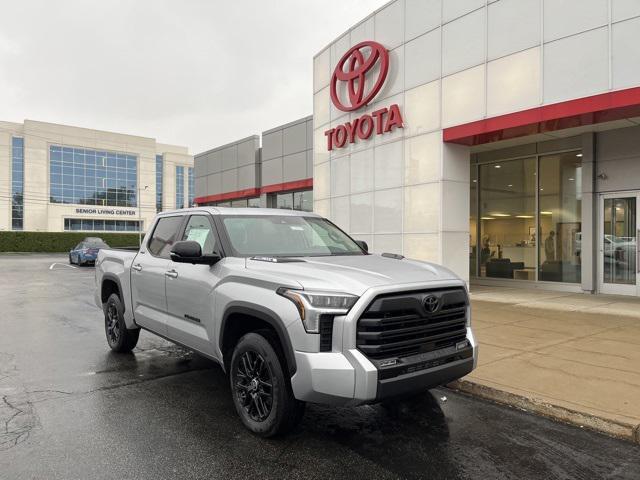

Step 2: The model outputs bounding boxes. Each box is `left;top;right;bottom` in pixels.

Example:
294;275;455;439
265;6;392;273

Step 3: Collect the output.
260;178;313;194
194;178;313;205
443;86;640;146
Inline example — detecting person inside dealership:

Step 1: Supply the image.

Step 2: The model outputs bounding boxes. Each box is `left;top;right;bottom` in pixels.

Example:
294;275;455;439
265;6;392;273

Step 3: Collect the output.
544;231;556;262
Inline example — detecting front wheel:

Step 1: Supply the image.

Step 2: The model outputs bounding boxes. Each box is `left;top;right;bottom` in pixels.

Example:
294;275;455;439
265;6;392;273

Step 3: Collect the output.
104;293;140;353
230;332;304;437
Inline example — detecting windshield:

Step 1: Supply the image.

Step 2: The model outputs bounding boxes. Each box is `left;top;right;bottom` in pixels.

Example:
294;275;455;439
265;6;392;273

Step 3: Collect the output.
221;215;364;257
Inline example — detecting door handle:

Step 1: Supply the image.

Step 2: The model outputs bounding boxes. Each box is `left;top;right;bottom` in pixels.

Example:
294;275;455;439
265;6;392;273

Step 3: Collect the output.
132;263;142;272
165;269;178;279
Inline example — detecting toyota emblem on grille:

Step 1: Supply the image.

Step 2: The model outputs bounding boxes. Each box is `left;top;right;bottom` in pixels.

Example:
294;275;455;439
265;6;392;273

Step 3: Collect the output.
423;295;439;313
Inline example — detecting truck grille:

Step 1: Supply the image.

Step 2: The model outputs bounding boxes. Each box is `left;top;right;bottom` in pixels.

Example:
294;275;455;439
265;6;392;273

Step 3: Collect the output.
356;287;468;360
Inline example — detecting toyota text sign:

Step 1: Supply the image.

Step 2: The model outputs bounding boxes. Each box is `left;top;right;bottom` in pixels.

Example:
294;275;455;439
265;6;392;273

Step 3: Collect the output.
324;41;404;151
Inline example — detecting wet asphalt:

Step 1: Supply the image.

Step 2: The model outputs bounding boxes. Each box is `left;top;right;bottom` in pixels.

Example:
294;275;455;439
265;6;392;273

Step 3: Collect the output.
0;254;638;480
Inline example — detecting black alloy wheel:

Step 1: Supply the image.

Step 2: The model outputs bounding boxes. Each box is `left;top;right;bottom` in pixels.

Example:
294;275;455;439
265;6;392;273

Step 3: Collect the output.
104;293;139;353
229;332;305;436
106;302;121;346
234;350;274;422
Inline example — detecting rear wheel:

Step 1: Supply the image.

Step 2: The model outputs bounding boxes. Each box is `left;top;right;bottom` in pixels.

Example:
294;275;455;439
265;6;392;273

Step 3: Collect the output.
230;332;304;437
104;293;140;353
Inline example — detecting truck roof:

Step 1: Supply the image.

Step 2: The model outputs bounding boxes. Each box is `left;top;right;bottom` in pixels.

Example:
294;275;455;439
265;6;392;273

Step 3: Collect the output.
157;207;321;217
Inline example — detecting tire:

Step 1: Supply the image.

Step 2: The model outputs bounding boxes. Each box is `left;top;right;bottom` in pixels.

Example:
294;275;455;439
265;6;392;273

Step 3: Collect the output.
230;332;305;437
104;293;140;353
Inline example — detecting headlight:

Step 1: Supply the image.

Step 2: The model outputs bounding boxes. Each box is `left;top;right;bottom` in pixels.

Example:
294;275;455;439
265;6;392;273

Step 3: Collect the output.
277;288;358;333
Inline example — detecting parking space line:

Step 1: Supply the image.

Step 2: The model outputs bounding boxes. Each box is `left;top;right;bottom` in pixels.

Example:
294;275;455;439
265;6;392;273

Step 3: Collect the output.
49;262;77;270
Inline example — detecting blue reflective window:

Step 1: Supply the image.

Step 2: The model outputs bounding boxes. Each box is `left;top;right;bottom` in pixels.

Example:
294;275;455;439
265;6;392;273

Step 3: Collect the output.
50;145;137;207
156;155;163;213
175;166;184;209
11;137;24;230
63;219;140;232
188;167;194;207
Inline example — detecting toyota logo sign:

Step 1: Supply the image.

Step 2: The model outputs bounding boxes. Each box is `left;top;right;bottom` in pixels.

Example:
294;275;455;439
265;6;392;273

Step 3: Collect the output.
423;295;440;314
330;41;389;112
324;40;404;151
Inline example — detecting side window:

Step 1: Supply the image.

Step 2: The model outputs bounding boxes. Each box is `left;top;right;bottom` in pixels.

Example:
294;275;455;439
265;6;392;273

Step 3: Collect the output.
182;215;216;254
148;216;184;259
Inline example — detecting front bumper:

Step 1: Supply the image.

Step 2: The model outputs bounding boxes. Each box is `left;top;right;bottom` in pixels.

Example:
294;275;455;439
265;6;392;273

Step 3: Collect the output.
289;280;478;405
290;326;478;405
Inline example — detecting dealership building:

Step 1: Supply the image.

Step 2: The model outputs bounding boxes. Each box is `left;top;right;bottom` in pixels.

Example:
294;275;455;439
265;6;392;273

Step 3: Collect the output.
0;120;193;234
193;0;640;298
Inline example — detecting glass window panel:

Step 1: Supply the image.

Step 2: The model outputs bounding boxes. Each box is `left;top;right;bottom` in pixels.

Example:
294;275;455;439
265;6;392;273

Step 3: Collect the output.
470;164;478;277
94;220;105;231
248;197;260;208
603;197;636;285
538;152;582;283
276;192;294;209
148;216;184;258
479;157;536;279
11;138;24;230
231;199;248;208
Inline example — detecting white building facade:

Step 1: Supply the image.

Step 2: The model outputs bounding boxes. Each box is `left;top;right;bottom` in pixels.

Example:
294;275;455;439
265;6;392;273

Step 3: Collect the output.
0;120;193;233
312;0;640;297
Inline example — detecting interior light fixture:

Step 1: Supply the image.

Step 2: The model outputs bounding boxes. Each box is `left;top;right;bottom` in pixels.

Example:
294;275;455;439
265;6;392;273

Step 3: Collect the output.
494;165;501;169
480;217;494;220
576;153;583;157
540;211;553;215
515;215;534;218
569;178;575;181
492;213;511;217
507;184;513;187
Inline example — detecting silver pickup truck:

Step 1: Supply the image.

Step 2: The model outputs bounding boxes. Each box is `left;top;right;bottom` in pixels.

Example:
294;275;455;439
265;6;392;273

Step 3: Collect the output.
95;207;477;436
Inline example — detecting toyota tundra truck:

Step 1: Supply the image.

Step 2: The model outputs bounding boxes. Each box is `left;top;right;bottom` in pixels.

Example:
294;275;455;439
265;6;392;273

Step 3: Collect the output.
95;207;477;436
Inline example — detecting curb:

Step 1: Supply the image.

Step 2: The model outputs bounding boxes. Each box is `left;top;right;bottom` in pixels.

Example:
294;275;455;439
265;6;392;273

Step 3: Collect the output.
448;379;640;445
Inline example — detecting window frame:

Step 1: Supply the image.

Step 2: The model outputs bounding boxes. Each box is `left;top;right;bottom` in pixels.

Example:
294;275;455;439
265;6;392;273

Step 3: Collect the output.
470;147;583;284
146;214;188;259
180;214;222;256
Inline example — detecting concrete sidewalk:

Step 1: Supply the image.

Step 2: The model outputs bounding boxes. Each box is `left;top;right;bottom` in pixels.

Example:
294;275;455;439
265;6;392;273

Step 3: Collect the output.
450;286;640;443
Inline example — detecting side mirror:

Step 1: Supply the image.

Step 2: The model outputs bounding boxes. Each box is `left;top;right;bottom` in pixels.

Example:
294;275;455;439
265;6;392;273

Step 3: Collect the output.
355;240;369;253
170;241;221;265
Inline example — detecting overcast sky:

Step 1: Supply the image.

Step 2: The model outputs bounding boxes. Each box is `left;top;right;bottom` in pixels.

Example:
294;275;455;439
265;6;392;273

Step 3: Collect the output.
0;0;388;153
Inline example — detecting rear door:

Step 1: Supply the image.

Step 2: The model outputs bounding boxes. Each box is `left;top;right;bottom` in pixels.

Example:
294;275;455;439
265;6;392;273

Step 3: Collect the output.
165;214;223;356
131;215;185;335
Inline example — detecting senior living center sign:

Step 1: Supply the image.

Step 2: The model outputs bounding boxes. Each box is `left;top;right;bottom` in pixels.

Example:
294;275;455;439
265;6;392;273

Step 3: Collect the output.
324;40;404;151
75;207;137;216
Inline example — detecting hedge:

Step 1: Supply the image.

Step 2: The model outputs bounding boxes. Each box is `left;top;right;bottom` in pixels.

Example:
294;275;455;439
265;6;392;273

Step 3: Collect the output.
0;231;141;253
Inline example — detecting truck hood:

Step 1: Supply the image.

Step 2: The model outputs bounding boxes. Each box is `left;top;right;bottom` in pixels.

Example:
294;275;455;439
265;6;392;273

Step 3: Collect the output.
245;254;461;296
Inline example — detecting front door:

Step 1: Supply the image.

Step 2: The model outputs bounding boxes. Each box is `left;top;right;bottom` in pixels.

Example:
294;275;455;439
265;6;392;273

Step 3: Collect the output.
599;192;639;296
165;214;222;356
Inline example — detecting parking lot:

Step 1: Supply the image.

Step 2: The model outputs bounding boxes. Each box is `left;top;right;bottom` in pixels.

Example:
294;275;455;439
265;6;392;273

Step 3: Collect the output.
1;254;639;480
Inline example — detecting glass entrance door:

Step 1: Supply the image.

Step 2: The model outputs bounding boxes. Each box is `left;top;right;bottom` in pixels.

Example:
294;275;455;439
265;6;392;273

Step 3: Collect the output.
599;193;639;296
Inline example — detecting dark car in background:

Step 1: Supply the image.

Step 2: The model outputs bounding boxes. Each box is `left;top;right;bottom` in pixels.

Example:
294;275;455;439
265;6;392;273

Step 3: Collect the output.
69;237;109;266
